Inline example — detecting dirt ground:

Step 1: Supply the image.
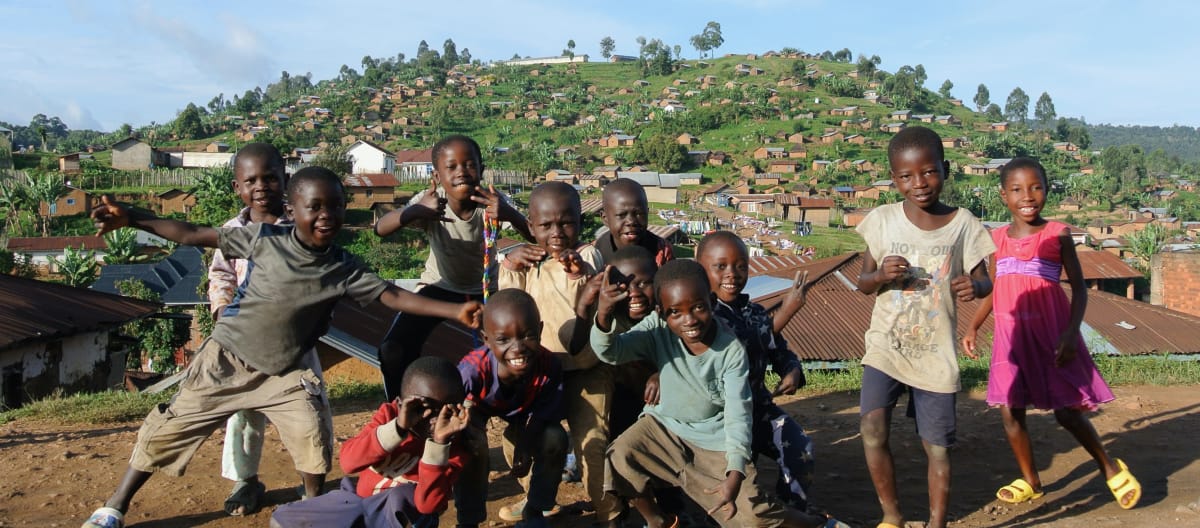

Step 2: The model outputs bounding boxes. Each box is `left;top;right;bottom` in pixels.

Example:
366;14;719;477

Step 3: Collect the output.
2;385;1198;528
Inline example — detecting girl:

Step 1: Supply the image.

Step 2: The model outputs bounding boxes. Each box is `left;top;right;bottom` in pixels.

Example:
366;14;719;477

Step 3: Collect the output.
963;157;1141;510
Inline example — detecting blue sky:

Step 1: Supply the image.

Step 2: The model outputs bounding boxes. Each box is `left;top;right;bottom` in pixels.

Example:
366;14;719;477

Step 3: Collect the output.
2;0;1196;132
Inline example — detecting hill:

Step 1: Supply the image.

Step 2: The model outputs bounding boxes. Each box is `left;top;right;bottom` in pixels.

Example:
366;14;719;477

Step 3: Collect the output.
1087;123;1200;163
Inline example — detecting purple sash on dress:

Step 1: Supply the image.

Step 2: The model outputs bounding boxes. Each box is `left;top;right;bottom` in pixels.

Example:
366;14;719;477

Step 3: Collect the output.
996;256;1060;282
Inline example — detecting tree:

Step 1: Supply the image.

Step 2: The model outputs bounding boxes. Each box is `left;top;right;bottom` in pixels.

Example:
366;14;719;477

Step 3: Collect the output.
689;21;724;58
35;125;47;152
600;36;615;59
833;48;852;62
50;246;99;287
460;48;472;64
985;103;1004;122
913;64;927;87
635;135;688;173
1125;223;1167;272
417;40;429;56
1004;87;1030;124
856;55;878;79
28;171;67;236
442;39;459;66
187;166;240;227
310;142;353;177
974;84;990;112
0;178;31;235
173;103;204;140
563;39;576;59
938;79;954;98
1034;92;1057;129
117;278;188;372
103;227;149;264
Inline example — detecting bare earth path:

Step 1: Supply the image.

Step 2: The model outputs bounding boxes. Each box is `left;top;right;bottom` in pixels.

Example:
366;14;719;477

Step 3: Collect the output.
2;385;1198;527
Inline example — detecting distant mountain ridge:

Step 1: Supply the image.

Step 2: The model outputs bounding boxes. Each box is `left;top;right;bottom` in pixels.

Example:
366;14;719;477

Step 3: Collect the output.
1087;123;1200;163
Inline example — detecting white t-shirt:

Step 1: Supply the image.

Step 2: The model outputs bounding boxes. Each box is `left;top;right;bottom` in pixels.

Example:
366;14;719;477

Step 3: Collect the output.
856;203;995;393
407;188;512;295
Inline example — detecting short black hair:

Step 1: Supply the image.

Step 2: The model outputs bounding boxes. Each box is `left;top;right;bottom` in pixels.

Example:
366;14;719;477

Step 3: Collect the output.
696;230;747;261
654;259;710;304
529;181;581;219
400;356;465;402
233;142;284;172
288;166;344;202
610;244;656;270
432;135;483;168
483;288;541;328
887;126;944;165
603;178;648;206
999;157;1048;187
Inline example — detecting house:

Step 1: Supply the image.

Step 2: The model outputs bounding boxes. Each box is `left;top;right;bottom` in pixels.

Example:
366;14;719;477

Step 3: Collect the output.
91;246;208;306
592;165;620;179
579;173;607;189
206;142;230;153
1053;142;1079;152
1060;196;1082;211
830;106;858;116
701;183;731;206
766;159;800;174
881;122;907;133
934;115;960;126
753;147;786;159
343;173;400;210
890;110;912;121
0;274;160;408
111;137;169;170
5;235;108;272
941;137;964;149
811;160;833;172
776;194;835;226
603;134;637;148
38;185;94;217
346;140;396;174
787;144;808;159
58;153;82;174
729;194;777;215
708;151;728;166
677;133;700;145
153;189;196;215
687;150;710;165
755;174;782;187
617;172;679;204
819;131;844;144
990;122;1009;132
674;173;703;186
854;160;878;173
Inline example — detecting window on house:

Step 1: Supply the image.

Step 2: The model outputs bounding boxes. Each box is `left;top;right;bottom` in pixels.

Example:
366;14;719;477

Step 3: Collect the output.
66;198;76;205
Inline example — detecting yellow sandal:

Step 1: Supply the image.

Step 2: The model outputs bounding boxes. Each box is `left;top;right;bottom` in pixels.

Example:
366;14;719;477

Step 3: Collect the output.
1106;458;1141;510
996;478;1044;504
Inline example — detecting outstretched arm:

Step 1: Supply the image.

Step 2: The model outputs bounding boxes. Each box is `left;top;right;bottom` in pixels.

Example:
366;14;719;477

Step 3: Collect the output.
92;195;218;247
376;284;482;329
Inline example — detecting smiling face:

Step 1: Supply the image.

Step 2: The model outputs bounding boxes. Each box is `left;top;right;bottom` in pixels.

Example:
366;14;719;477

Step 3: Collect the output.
614;258;657;321
657;279;716;351
528;194;580;258
482;303;543;385
698;236;749;304
889;146;947;211
287;178;345;249
1000;167;1047;225
601;185;649;250
433;139;482;205
233;155;285;219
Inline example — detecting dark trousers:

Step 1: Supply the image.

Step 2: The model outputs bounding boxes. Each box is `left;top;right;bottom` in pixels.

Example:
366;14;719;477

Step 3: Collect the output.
378;285;483;400
269;476;436;528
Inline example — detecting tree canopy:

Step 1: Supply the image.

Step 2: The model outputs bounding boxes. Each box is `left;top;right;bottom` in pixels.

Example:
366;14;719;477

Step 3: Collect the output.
689;21;724;58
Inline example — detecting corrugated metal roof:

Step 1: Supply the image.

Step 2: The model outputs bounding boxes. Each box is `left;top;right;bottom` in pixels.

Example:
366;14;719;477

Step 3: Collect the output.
580;198;603;215
0;274;161;352
1073;248;1142;280
344;173;400;188
91;246;207;305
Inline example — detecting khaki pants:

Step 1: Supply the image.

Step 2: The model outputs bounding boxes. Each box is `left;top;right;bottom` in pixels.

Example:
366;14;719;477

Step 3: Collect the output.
563;364;623;521
129;338;333;476
607;415;787;528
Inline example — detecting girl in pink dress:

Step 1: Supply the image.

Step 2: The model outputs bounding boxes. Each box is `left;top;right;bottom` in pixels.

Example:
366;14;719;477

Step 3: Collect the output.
962;158;1141;510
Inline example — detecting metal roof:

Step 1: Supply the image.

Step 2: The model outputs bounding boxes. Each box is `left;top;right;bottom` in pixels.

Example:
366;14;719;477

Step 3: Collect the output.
0;274;161;352
1073;248;1142;280
91;246;207;305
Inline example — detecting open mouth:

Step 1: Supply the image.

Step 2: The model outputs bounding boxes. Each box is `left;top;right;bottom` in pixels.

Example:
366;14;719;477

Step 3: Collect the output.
620;231;639;242
628;300;647;315
719;283;740;295
681;327;702;339
1018;206;1038;214
507;356;527;368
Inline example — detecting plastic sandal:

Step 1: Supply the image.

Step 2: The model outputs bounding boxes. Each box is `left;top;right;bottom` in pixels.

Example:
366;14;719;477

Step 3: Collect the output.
497;498;562;522
1106;458;1141;510
82;507;124;528
996;478;1045;504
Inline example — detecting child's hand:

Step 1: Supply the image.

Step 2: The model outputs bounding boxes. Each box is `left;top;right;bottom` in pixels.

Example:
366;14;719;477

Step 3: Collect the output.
502;244;547;271
471;184;507;221
1055;330;1079;367
595;265;629;330
961;329;980;359
91;195;131;235
779;270;810;319
576;274;604;320
703;470;744;521
644;372;661;405
951;276;977;302
431;403;471;444
456;301;483;329
878;256;911;283
772;367;805;397
412;178;452;223
395;395;433;435
558;248;585;278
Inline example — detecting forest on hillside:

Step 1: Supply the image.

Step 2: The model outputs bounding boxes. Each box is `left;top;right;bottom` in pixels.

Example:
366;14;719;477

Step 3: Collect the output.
1087;123;1200;164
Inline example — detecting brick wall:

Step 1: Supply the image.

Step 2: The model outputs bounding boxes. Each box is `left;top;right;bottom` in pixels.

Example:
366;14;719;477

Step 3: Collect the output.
1151;251;1200;317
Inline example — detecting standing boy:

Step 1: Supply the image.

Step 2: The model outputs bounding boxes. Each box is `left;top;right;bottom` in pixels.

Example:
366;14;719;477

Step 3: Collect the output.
454;289;567;528
855;126;995;528
82;167;480;528
593;178;672;266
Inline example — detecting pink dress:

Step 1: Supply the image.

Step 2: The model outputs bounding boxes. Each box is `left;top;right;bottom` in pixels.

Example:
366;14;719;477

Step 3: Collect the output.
986;221;1115;410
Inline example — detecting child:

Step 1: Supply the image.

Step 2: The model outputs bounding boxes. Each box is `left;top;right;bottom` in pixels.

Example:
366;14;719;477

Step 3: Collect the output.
82;167;481;528
454;289;567;528
206;142;303;516
375;134;533;400
855;126;995;528
592;260;841;528
594;178;672;266
270;356;472;528
696;231;815;511
497;182;619;525
962;157;1140;509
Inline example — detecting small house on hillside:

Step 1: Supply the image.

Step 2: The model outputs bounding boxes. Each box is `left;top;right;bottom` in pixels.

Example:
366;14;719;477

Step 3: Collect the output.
58;153;82;174
617;172;679;204
0;274;161;408
111;137;169;170
766;159;800;174
92;246;208;307
5;236;107;272
343;173;400;210
776;194;835;227
38;185;94;217
154;189;196;216
346;140;396;174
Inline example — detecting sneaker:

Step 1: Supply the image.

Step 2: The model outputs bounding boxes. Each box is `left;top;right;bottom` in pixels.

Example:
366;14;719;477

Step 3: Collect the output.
82;507;124;528
497;498;562;522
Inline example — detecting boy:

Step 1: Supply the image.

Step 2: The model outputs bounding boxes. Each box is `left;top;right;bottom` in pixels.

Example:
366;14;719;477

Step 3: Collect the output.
454;289;567;528
592;260;835;528
83;167;481;528
206;142;302;516
855;126;995;528
270;356;472;528
375;135;532;400
497;182;618;525
696;231;815;511
594;178;672;266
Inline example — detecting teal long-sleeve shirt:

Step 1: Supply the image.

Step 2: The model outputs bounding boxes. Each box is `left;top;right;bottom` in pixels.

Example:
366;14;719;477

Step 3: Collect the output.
591;312;753;475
